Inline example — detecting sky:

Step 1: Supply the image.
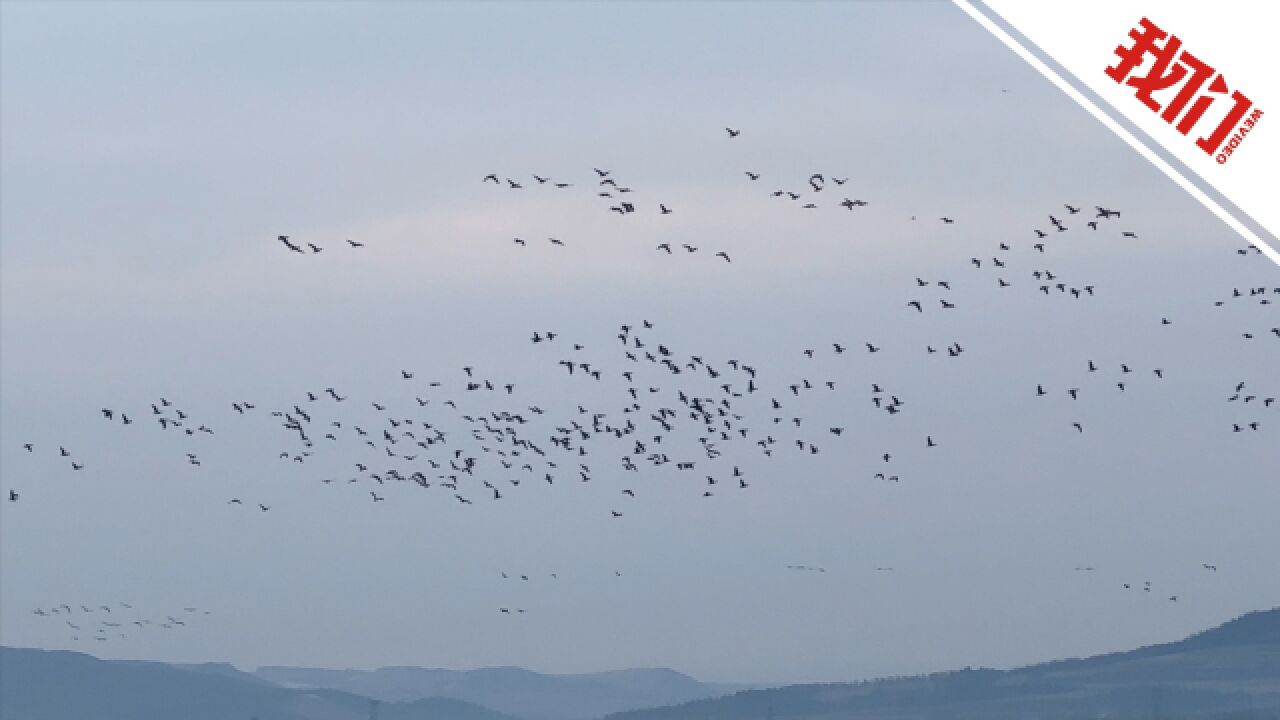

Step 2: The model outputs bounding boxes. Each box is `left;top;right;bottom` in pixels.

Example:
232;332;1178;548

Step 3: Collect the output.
1;0;1278;685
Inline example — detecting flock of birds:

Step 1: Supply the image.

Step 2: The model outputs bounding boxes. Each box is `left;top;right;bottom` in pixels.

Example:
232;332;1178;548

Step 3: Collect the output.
7;125;1277;634
482;165;744;260
277;236;365;254
28;602;211;644
58;321;958;507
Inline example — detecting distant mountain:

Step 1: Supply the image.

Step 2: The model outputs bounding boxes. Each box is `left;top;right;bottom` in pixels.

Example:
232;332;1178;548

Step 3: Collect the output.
1041;601;1280;670
255;664;739;720
8;608;1279;720
0;647;518;720
166;660;277;685
381;696;523;720
605;608;1280;720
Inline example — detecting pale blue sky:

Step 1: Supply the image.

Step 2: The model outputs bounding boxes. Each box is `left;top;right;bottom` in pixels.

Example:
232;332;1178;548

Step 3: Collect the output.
2;1;1277;684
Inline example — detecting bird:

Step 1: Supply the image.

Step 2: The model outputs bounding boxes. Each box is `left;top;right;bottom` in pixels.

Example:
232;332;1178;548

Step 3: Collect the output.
7;489;16;502
346;239;365;248
725;127;741;138
278;235;303;253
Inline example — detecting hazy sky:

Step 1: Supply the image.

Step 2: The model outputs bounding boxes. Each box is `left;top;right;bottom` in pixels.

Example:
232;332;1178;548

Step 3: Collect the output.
1;1;1277;685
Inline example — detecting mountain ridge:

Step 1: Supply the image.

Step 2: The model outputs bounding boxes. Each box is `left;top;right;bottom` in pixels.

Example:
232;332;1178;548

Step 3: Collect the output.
603;607;1280;720
253;662;734;720
0;647;518;720
5;608;1279;720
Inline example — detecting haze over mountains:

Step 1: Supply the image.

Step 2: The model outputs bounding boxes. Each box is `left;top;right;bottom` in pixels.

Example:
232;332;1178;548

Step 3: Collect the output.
0;647;516;720
254;664;747;720
4;607;1279;720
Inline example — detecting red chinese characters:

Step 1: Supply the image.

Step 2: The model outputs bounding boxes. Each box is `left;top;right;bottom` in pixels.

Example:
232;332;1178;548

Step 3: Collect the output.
1106;18;1261;162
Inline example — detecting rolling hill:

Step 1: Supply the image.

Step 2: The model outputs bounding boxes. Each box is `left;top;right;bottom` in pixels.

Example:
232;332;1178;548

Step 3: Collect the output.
254;664;743;720
0;647;517;720
604;607;1280;720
